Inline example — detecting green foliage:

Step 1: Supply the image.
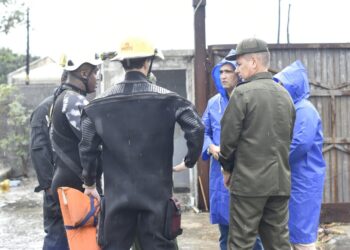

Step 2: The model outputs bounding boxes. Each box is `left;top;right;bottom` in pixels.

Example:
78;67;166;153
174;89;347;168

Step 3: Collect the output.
0;0;25;34
0;84;31;176
0;48;39;84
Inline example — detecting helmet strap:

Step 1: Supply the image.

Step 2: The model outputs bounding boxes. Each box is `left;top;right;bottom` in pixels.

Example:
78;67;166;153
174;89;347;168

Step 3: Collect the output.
147;54;156;78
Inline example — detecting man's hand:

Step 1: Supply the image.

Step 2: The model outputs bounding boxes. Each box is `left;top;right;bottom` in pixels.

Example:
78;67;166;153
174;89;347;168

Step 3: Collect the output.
84;187;100;202
209;144;220;160
173;161;188;172
45;188;52;195
221;168;231;189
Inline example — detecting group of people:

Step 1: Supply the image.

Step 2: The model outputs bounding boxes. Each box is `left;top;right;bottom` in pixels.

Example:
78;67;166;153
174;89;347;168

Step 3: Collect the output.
202;38;326;250
30;37;326;250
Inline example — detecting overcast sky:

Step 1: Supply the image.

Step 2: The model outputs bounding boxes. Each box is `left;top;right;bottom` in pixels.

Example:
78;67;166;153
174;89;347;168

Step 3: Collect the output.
1;0;349;61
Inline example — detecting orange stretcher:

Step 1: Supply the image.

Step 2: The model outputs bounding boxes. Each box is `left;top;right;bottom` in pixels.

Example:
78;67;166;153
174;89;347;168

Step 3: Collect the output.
57;187;101;250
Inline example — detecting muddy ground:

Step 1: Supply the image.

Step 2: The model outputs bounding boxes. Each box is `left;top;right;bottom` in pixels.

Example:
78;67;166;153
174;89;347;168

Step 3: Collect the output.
1;177;350;250
0;177;219;250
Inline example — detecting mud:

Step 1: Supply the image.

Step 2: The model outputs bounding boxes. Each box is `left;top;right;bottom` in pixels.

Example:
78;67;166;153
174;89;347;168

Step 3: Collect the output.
0;178;219;250
2;177;350;250
0;178;44;250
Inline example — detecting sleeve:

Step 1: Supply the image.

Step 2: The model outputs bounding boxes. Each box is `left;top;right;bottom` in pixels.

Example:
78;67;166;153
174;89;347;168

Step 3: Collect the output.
30;108;54;192
218;90;246;172
79;110;102;186
62;93;89;140
175;101;205;168
289;104;318;163
201;103;213;161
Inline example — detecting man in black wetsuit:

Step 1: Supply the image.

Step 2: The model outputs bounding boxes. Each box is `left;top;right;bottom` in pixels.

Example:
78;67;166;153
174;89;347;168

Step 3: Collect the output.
50;54;102;249
79;37;204;250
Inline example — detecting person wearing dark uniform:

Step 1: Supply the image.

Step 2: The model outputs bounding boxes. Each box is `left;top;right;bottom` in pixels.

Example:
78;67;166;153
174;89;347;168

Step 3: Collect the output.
218;38;296;250
202;49;264;250
30;94;63;250
30;71;69;250
50;54;102;249
79;37;204;250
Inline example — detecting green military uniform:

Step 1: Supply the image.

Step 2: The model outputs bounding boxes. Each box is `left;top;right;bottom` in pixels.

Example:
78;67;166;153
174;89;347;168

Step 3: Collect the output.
219;38;296;250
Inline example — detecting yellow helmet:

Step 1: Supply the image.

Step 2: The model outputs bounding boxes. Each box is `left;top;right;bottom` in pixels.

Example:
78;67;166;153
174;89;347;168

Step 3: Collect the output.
59;54;67;68
111;37;164;61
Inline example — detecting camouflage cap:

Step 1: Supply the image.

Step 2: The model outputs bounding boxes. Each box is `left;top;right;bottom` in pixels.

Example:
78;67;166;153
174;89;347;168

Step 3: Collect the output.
226;38;269;60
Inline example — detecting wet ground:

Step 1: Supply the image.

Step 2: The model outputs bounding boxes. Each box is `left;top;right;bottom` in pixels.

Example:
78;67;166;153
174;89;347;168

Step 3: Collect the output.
0;178;44;250
1;177;350;250
0;177;219;250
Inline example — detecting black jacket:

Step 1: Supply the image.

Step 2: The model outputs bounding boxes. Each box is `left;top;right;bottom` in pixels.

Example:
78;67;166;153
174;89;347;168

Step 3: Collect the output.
80;71;204;207
30;95;54;192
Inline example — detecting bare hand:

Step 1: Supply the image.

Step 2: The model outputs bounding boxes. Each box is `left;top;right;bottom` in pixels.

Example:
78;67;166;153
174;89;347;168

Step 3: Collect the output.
173;161;188;172
222;170;231;189
209;144;220;160
84;187;101;202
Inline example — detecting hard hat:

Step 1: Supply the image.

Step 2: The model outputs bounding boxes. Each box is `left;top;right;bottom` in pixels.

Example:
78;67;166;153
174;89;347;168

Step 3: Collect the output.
111;37;164;61
64;53;102;71
59;54;67;68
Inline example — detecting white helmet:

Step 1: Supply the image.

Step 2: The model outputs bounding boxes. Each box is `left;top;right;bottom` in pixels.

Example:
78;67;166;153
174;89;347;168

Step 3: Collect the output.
64;53;102;71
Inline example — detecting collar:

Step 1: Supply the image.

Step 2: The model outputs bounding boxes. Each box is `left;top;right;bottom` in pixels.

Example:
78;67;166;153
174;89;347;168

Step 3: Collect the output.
124;71;148;82
62;83;87;96
237;72;273;87
245;72;273;82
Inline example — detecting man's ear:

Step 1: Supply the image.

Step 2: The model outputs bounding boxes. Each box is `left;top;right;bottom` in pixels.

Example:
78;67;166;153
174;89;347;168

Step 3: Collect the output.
251;56;258;69
142;59;150;70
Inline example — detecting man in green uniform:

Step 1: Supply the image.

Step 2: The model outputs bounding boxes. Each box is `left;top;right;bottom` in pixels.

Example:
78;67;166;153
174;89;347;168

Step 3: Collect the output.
218;38;295;250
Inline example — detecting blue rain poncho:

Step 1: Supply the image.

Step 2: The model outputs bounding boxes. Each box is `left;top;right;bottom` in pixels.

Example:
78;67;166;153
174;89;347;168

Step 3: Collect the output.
274;60;326;244
201;53;237;225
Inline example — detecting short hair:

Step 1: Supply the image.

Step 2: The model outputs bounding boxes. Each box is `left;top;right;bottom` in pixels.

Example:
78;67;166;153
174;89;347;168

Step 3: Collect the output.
252;51;270;68
121;57;149;70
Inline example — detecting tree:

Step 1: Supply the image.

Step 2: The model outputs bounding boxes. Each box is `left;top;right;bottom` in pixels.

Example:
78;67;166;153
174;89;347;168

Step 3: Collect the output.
0;0;25;34
0;48;39;84
0;84;31;176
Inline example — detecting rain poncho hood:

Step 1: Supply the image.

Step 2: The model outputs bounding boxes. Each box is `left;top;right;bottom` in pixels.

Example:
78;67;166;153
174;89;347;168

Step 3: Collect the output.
273;60;310;103
274;60;326;244
201;50;237;225
211;49;238;101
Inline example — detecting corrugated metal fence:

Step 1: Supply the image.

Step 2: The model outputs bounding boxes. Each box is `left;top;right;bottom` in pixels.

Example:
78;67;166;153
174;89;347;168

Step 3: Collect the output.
207;43;350;204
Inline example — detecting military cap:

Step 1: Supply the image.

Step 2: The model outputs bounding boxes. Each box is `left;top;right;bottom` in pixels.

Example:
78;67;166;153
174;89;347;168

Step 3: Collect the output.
226;38;269;60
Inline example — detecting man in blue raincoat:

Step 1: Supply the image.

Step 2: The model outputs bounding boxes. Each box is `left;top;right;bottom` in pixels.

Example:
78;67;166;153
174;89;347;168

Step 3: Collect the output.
274;60;326;250
202;49;263;250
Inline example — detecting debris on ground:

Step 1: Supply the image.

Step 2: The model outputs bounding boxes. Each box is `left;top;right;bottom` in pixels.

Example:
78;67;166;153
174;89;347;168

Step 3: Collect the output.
318;223;346;243
317;223;350;250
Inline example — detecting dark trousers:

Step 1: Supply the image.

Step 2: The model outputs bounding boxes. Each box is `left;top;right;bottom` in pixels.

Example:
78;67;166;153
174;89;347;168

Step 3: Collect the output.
228;194;290;250
42;190;69;250
219;224;229;250
103;208;176;250
220;224;265;250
